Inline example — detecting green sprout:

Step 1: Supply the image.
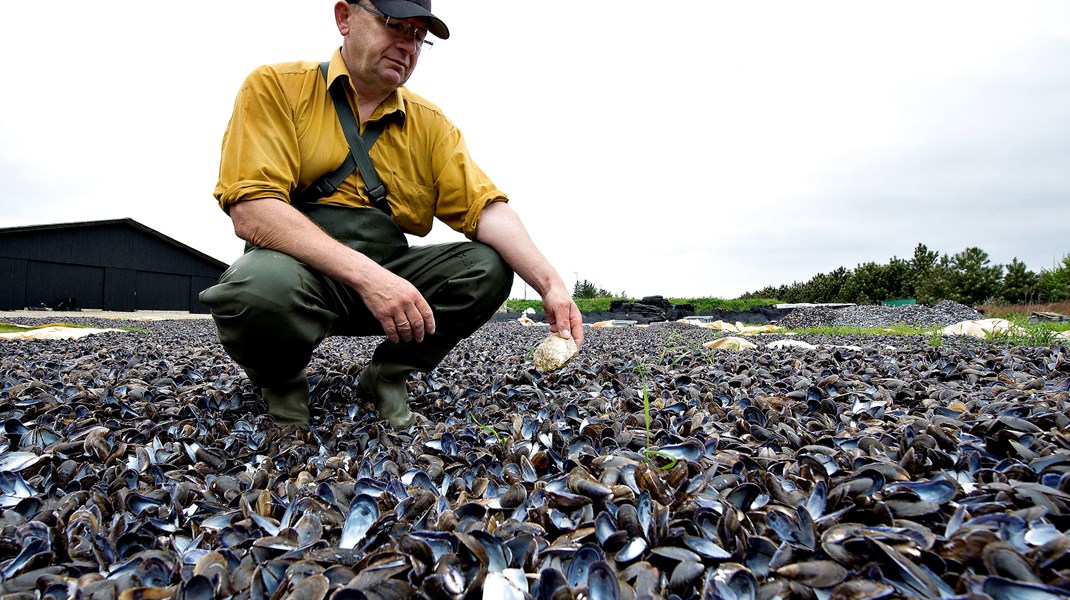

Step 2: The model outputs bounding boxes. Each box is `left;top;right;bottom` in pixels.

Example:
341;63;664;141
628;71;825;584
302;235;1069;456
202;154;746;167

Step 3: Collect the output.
928;328;943;347
632;362;678;471
470;412;505;450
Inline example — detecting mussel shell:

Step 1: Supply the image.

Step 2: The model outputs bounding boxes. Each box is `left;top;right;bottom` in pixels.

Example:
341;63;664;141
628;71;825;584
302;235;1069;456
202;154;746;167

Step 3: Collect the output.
774;560;848;588
615;537;647;563
566;544;604;588
339;494;378;550
586;560;621;600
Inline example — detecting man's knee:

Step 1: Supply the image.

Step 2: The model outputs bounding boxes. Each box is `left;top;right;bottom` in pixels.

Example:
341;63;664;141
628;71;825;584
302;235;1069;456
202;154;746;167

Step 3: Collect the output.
468;243;514;302
200;248;331;347
199;249;331;379
200;249;309;315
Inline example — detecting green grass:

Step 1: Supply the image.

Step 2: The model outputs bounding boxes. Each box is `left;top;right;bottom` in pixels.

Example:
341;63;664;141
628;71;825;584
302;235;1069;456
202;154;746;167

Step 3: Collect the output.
507;299;546;313
505;296;1068;348
677;297;782;313
506;296;783;314
929;329;943;347
1000;312;1070;331
786;324;932;336
0;322;89;334
783;319;1067;347
981;322;1066;346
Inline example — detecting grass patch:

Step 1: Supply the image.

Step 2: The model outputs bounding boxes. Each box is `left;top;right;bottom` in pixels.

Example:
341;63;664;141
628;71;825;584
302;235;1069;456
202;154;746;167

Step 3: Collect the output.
506;296;784;314
982;323;1065;347
977;300;1070;320
996;312;1070;331
779;319;1067;347
674;297;782;313
785;324;931;336
0;322;146;334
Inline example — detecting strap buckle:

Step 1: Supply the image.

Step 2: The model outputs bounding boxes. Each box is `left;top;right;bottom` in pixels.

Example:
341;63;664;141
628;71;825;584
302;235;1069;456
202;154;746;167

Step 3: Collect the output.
367;183;391;215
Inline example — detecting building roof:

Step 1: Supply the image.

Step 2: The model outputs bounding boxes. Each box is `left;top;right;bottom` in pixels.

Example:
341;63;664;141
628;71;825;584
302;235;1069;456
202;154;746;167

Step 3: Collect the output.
0;218;228;269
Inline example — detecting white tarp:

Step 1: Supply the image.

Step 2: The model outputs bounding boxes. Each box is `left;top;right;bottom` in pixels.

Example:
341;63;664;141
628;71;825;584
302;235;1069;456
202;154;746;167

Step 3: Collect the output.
694;320;784;334
941;318;1025;338
0;325;125;340
703;337;758;350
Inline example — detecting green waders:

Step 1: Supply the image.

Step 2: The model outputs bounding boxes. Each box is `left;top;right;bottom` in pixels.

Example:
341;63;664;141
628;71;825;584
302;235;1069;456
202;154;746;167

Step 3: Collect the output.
199;204;513;427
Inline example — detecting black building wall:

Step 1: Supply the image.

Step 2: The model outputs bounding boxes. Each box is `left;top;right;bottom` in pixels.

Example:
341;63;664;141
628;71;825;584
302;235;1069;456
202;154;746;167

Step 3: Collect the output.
0;219;228;313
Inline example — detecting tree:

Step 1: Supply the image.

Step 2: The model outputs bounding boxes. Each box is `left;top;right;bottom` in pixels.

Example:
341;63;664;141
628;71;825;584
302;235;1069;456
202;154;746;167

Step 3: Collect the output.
837;260;911;304
999;258;1039;304
884;257;914;300
1038;253;1070;301
801;267;849;303
736;243;1062;306
573;279;613;299
909;243;943;304
949;247;1002;305
740;283;791;302
838;263;880;304
915;254;955;305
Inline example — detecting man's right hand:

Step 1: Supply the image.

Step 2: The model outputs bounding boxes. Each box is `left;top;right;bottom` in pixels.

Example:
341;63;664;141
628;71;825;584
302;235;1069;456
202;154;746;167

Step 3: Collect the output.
356;269;436;343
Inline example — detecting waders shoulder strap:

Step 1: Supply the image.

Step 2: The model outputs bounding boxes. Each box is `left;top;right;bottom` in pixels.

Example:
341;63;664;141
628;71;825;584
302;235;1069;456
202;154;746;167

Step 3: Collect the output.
293;61;391;214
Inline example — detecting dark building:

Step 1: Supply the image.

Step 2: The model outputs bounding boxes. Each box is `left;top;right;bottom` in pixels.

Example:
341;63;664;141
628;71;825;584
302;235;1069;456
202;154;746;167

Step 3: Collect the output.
0;219;228;314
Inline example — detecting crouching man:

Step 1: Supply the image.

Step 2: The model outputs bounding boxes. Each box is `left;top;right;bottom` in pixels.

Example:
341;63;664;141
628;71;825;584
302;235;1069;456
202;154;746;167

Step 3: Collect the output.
200;0;582;428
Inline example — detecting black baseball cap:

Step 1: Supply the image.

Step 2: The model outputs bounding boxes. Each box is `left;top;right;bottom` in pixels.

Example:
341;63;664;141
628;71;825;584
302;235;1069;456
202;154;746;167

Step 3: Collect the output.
368;0;449;40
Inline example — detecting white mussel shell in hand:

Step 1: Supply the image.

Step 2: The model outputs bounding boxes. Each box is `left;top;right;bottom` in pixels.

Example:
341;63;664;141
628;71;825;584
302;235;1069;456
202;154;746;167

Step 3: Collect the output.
532;333;578;372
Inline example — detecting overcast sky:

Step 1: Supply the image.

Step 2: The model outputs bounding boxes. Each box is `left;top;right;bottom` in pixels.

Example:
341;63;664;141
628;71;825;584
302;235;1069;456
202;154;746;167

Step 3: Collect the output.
2;2;1068;300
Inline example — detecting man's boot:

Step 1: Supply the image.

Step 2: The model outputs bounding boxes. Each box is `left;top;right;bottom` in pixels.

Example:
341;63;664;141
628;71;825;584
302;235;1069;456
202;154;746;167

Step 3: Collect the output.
262;371;310;426
358;362;426;428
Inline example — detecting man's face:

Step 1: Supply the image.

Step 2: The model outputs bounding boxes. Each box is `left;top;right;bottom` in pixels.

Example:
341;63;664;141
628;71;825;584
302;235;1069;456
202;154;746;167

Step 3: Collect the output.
337;1;430;96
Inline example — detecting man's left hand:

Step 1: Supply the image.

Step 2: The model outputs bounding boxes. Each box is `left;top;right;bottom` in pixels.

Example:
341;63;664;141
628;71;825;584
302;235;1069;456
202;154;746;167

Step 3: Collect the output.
543;286;583;350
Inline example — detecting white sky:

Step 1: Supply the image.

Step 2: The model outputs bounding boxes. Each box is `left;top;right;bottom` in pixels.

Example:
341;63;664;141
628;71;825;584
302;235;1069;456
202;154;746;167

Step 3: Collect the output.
2;1;1068;300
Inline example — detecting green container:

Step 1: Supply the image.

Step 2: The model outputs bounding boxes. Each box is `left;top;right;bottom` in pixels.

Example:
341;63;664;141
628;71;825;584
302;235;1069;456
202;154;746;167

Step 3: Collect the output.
881;298;917;307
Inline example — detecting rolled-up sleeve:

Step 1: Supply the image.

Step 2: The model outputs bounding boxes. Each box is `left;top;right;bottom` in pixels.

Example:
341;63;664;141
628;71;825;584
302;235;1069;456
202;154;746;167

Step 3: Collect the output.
430;127;508;239
214;66;302;211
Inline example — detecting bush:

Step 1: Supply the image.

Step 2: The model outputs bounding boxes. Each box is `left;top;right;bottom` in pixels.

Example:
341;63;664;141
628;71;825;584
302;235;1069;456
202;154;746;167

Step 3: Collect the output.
506;299;544;313
676;298;783;313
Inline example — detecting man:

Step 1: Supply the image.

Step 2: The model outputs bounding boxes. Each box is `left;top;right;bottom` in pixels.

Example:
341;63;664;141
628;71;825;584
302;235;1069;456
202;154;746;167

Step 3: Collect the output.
200;0;582;429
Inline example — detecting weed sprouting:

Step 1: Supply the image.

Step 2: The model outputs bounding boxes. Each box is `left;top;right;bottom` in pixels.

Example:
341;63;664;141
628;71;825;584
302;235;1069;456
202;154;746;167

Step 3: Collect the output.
984;324;1059;347
636;379;677;470
629;337;698;470
470;412;505;450
928;329;943;347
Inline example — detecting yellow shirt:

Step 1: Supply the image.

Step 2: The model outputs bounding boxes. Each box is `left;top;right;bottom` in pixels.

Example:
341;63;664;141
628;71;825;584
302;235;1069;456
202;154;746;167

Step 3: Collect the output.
214;49;506;238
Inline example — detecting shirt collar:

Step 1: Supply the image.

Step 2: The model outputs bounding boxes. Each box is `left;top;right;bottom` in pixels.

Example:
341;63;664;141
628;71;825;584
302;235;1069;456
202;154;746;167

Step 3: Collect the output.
328;48;407;122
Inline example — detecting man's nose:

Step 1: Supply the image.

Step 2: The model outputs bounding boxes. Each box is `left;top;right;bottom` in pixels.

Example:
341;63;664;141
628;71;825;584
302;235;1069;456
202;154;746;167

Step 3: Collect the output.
397;33;419;55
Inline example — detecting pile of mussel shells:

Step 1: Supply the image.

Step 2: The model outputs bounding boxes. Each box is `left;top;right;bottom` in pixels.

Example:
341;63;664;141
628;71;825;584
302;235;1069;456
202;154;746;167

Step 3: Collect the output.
1;318;1069;599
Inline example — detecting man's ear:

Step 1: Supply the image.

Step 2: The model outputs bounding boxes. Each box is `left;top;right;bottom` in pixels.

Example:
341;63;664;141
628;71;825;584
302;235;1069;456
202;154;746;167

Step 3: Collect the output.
335;2;354;35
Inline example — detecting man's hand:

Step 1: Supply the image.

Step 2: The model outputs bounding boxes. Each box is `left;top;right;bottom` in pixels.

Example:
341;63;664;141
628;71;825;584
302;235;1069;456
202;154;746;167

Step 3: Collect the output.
230;199;435;343
356;269;436;343
474;202;585;351
542;285;584;350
